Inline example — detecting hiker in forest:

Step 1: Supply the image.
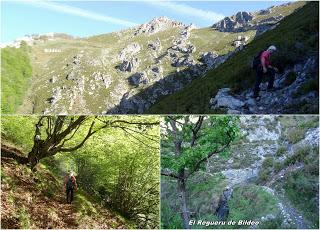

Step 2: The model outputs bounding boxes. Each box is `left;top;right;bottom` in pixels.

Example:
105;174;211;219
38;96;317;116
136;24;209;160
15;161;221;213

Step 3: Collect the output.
64;171;78;204
253;45;279;98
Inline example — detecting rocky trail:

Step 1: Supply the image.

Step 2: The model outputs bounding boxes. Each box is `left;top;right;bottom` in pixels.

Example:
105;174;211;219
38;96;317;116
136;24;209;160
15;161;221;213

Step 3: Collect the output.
1;157;127;229
277;192;309;229
261;163;311;229
210;57;318;114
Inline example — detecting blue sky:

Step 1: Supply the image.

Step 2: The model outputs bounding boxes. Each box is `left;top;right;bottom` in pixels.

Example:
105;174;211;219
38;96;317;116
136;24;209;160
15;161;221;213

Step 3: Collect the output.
1;0;292;43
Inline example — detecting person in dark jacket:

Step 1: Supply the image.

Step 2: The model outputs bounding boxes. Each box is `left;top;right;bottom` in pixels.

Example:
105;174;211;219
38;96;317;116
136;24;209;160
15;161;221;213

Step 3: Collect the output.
253;45;279;98
64;171;78;204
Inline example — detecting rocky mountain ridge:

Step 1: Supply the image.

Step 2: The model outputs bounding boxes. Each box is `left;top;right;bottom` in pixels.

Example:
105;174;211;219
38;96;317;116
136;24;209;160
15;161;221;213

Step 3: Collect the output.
1;1;308;114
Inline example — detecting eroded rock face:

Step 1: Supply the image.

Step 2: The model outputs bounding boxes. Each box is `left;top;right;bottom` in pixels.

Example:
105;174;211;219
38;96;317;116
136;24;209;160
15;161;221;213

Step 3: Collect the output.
119;43;141;61
119;58;139;72
210;88;245;112
148;38;161;51
128;72;148;86
212;11;253;32
212;7;284;33
200;52;218;67
171;55;195;67
134;16;184;35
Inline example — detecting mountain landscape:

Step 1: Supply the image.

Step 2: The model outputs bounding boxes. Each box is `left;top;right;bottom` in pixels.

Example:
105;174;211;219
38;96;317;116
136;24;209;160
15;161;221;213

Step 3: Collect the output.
161;115;319;229
2;1;318;115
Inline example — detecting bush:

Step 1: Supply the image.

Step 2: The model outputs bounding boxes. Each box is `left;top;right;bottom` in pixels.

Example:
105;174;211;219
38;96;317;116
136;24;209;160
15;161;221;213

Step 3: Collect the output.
283;71;297;86
258;157;275;182
284;145;310;166
276;145;287;156
294;78;319;97
286;127;305;143
262;157;274;168
274;161;283;173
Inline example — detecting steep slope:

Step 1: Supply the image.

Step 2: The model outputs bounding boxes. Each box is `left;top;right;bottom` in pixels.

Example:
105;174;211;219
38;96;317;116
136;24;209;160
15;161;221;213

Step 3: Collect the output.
1;154;131;229
161;116;319;229
1;137;134;229
149;1;318;114
1;2;304;114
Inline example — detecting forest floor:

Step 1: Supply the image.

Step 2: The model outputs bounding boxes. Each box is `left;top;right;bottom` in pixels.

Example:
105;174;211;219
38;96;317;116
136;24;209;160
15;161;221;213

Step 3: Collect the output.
1;150;131;229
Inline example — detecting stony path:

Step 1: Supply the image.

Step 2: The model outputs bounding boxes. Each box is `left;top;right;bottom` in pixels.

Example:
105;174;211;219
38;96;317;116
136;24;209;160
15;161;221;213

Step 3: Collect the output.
210;57;318;114
277;193;309;229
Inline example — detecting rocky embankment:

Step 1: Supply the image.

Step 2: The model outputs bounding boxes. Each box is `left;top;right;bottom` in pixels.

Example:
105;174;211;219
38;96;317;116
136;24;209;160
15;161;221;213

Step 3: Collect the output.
211;116;318;228
210;57;319;114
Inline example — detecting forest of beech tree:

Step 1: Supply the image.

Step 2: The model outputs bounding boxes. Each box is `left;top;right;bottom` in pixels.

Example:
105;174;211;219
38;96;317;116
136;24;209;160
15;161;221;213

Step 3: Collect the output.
1;115;160;229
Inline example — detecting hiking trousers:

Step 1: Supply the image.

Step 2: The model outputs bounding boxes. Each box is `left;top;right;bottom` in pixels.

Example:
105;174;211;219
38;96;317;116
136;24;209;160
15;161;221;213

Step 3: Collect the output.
253;67;275;97
66;188;74;204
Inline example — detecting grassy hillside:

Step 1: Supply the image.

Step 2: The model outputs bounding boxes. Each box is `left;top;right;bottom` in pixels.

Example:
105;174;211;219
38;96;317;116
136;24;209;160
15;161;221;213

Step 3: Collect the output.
1;42;32;114
148;2;319;114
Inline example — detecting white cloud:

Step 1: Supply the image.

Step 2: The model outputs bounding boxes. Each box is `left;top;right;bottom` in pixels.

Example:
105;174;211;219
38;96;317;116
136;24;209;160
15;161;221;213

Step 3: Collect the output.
22;0;138;27
148;1;225;23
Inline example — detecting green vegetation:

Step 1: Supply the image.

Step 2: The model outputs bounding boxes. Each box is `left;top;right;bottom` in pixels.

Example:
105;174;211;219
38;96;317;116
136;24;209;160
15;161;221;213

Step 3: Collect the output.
18;206;31;229
294;78;319;97
276;145;287;156
258;156;276;182
1;43;32;114
149;2;318;114
1;115;160;229
228;184;280;228
283;71;296;86
161;201;183;229
286;128;306;144
161;116;240;228
283;146;319;228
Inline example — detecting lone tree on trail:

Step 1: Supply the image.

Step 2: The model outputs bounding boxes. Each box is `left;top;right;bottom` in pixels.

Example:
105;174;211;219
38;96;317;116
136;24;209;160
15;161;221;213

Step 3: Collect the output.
161;116;239;229
2;116;159;169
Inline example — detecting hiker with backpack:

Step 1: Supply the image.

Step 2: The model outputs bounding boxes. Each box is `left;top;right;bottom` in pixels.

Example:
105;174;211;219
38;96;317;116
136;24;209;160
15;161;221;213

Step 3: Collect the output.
252;45;279;98
64;171;78;204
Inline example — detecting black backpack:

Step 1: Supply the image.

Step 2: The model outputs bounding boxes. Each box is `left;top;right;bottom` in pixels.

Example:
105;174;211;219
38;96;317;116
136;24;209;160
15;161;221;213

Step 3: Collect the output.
252;50;264;69
67;176;74;189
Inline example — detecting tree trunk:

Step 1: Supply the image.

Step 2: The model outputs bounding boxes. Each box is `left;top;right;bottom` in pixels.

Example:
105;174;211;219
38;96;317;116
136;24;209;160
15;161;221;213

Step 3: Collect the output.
178;178;190;229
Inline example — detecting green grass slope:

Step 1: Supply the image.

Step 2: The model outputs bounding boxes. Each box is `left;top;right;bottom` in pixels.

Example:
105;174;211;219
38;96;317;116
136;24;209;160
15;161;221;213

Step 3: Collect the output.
1;42;32;114
148;2;319;114
1;139;132;229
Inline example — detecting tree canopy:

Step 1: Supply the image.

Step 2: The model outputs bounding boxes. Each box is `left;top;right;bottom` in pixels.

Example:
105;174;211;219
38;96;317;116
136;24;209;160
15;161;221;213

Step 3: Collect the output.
1;115;160;228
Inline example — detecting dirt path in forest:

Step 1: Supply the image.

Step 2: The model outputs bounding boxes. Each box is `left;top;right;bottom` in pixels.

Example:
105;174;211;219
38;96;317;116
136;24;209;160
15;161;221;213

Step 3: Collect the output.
1;157;127;229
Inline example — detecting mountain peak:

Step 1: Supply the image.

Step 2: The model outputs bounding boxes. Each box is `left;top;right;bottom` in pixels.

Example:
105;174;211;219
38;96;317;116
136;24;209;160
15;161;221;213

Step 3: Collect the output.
134;16;184;36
